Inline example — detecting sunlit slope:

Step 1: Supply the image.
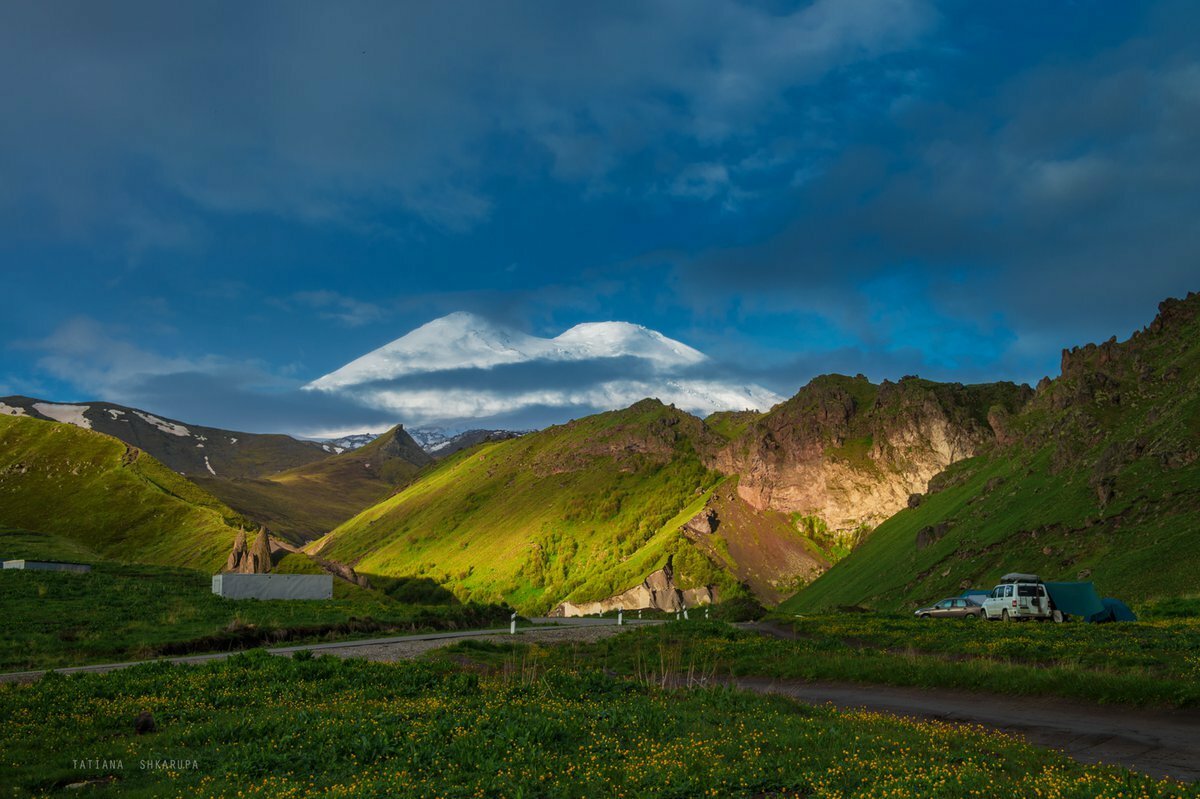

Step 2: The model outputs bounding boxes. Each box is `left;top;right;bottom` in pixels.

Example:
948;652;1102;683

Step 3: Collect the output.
312;400;742;614
193;425;431;542
0;414;246;570
785;293;1200;612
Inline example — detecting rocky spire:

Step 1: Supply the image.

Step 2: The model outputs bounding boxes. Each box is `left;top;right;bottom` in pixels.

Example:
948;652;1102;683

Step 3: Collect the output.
249;527;272;573
224;529;248;573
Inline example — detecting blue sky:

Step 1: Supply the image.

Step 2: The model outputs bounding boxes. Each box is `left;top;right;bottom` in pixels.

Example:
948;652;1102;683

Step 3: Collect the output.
2;1;1198;434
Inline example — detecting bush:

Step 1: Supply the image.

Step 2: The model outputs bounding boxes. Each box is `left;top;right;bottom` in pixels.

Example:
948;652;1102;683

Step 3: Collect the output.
710;596;766;622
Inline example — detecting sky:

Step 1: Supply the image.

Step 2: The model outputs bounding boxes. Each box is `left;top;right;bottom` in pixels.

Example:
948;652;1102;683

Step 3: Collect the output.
2;1;1198;435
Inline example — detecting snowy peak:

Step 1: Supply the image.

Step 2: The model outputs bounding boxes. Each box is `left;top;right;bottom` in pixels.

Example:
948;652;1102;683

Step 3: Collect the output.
308;312;545;390
304;312;784;427
552;322;707;367
307;314;706;391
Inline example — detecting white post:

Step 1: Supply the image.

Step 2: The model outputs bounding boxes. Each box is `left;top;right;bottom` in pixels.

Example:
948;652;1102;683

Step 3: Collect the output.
705;607;710;619
510;612;517;635
682;601;689;620
675;610;680;620
617;608;623;626
638;609;642;619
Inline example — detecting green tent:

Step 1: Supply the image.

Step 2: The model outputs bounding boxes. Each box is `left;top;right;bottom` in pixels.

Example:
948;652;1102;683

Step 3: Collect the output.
1043;581;1105;619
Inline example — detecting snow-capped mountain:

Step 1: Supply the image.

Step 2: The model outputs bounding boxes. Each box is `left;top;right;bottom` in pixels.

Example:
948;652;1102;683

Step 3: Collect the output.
304;312;783;427
319;433;379;454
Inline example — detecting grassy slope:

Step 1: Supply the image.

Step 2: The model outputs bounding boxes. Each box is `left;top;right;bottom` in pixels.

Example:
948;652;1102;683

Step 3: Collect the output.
195;426;429;543
314;400;741;614
0;529;507;670
786;294;1200;612
0;415;247;570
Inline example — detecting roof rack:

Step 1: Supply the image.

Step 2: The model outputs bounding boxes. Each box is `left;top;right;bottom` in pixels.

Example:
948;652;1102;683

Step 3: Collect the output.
999;572;1042;583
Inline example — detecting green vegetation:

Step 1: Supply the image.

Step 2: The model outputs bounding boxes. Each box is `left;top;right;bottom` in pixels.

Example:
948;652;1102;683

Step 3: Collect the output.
0;415;247;570
1;649;1191;798
315;400;736;614
195;425;430;543
0;530;508;671
703;409;762;442
538;618;1200;708
788;294;1200;612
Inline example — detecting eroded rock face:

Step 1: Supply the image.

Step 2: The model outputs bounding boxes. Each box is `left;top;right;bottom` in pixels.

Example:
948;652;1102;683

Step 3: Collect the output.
550;555;716;617
711;375;1032;532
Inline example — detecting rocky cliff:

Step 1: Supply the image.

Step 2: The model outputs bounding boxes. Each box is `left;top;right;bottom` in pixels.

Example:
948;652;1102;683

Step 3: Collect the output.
712;375;1032;534
551;555;715;617
787;291;1200;611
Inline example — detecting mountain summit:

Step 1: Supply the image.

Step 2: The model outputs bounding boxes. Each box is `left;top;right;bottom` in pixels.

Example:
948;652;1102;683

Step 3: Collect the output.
305;313;782;428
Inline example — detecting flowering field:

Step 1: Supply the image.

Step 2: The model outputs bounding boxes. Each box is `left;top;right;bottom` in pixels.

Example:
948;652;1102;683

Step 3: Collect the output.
1;650;1195;798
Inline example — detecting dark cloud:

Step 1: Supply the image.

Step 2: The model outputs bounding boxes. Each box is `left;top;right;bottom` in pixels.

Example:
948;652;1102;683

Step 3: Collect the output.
0;0;935;240
681;8;1200;370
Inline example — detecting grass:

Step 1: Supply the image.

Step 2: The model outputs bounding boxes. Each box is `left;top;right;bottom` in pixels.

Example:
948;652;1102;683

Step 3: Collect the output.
531;617;1200;709
0;531;510;671
314;400;741;614
194;425;429;543
1;649;1194;798
0;415;247;571
787;293;1200;613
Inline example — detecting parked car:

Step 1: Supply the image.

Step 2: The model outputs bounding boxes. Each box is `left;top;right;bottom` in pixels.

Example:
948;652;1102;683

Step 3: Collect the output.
981;573;1064;622
914;597;984;619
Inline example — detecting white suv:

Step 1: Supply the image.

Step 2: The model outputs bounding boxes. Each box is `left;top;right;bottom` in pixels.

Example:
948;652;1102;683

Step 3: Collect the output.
981;574;1064;622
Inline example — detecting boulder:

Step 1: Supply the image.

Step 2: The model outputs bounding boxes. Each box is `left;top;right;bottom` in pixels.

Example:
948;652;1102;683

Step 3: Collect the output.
915;522;950;550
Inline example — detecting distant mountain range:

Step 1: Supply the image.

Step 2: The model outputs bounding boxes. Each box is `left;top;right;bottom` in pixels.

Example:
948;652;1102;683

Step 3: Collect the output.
0;397;328;478
3;293;1197;616
304;312;783;428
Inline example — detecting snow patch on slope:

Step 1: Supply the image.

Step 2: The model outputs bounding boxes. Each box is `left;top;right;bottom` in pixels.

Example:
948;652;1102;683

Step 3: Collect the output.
0;402;28;417
204;456;216;476
33;403;92;429
133;411;190;437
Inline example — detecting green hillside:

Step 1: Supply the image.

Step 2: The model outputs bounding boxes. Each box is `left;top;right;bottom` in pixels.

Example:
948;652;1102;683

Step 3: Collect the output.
193;425;431;542
785;292;1200;612
0;528;507;670
0;414;246;570
312;400;756;614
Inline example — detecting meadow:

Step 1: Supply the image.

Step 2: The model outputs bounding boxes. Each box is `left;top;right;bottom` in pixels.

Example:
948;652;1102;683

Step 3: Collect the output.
509;616;1200;708
0;531;509;671
1;649;1194;798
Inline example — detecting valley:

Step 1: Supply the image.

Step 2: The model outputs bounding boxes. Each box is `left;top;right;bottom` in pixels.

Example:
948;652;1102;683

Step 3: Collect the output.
3;293;1199;797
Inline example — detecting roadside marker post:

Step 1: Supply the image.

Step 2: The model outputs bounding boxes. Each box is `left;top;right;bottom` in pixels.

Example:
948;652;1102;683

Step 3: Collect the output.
617;609;623;626
510;612;517;635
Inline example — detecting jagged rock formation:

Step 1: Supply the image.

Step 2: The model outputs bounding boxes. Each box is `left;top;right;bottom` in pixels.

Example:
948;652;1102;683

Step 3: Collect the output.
711;375;1033;533
550;555;715;617
224;528;273;573
787;291;1200;611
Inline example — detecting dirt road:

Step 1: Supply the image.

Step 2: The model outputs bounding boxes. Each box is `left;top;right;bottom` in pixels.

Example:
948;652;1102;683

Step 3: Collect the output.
733;677;1200;784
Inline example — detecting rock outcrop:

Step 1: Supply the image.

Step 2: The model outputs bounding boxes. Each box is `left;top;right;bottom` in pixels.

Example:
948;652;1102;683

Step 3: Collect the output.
710;375;1032;533
550;555;715;617
224;527;273;573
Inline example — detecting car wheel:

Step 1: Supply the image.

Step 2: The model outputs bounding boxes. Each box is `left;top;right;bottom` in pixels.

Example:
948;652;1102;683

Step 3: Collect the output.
964;612;978;620
919;613;930;620
1051;610;1064;624
1001;609;1011;622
